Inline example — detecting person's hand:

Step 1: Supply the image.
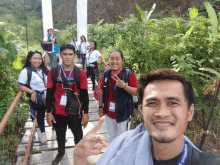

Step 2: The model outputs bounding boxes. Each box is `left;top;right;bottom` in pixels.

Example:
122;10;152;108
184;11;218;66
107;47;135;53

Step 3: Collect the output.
84;67;87;72
99;108;104;117
111;74;126;88
51;41;54;44
46;113;56;126
74;117;107;162
82;113;89;126
98;56;105;63
31;91;37;103
35;111;37;118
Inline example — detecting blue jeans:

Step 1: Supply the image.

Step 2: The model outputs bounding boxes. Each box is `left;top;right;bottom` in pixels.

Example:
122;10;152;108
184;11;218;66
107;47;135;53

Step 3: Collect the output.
81;54;86;68
48;52;58;69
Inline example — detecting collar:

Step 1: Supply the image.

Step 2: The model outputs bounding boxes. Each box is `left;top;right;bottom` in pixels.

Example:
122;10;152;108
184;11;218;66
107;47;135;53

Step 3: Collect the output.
30;65;42;73
110;67;124;76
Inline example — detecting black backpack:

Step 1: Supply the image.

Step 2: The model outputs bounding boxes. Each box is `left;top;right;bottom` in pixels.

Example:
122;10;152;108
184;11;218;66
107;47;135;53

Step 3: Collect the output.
103;68;138;113
51;65;80;90
41;35;51;50
51;65;81;115
26;66;32;98
26;66;46;96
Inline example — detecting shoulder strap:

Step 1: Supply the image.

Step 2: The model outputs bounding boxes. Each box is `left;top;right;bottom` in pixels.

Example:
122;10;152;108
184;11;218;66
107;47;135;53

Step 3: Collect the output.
26;66;32;88
51;65;59;88
103;69;111;85
74;65;80;90
121;68;132;83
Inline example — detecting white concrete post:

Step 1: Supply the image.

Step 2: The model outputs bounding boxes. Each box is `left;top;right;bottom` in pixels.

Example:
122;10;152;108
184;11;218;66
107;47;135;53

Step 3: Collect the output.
77;0;87;41
41;0;53;38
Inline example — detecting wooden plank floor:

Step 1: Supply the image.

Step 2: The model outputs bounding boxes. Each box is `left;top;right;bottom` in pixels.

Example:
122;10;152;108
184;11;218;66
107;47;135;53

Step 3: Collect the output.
16;78;109;165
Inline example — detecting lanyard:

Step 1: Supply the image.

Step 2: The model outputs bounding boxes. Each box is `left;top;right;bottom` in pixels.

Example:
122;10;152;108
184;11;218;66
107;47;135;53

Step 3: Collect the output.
110;77;117;98
177;141;188;165
35;70;46;87
60;65;74;81
87;51;93;62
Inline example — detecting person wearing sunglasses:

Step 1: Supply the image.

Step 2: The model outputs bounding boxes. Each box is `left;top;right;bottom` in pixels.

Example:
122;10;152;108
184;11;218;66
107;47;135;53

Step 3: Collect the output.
18;50;49;143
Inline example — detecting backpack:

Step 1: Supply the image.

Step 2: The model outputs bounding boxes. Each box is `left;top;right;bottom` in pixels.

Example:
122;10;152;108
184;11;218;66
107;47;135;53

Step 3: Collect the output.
51;65;80;90
103;68;138;112
51;65;81;115
41;35;51;50
26;66;32;98
26;66;47;104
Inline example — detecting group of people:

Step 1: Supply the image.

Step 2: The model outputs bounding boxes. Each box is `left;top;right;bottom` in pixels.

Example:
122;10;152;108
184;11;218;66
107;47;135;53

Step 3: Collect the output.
18;33;220;164
70;35;109;90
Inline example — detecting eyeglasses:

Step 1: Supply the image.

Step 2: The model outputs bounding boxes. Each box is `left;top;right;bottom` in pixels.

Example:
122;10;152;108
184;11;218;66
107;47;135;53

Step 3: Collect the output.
30;50;41;53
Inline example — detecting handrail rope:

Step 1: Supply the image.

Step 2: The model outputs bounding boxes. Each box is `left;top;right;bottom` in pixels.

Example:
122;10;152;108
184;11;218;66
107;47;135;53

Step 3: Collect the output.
0;91;23;135
22;119;37;165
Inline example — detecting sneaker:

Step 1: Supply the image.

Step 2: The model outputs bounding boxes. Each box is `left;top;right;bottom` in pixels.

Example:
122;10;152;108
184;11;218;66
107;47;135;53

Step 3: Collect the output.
40;132;47;143
52;152;66;165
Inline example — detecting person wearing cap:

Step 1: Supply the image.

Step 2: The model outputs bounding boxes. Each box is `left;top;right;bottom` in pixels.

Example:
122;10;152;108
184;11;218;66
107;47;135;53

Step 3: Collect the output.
53;29;58;45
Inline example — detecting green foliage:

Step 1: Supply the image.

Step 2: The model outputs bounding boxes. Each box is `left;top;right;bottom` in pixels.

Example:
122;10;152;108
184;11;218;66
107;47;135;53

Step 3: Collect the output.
204;2;218;31
135;3;147;20
188;8;198;20
0;24;22;69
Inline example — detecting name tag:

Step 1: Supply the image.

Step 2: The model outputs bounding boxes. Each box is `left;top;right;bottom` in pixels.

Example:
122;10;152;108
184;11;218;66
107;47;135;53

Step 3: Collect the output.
60;95;67;106
109;102;115;112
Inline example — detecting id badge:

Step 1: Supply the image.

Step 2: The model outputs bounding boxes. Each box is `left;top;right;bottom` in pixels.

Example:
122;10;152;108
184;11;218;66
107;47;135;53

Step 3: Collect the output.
109;102;115;112
60;95;67;106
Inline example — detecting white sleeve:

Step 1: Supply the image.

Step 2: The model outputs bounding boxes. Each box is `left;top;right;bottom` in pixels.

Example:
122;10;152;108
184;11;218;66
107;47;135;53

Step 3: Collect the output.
76;41;80;47
18;68;28;86
86;53;89;58
43;36;48;41
95;50;101;58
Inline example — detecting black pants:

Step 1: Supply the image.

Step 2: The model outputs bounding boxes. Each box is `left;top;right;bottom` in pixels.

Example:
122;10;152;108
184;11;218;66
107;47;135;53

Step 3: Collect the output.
52;114;83;154
87;63;99;90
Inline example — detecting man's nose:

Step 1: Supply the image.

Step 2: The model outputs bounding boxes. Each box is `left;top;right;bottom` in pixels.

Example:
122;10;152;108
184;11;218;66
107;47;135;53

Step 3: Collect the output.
154;103;171;118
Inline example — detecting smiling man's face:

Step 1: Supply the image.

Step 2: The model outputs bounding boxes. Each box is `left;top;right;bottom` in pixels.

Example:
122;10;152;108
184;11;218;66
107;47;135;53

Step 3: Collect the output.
141;79;194;143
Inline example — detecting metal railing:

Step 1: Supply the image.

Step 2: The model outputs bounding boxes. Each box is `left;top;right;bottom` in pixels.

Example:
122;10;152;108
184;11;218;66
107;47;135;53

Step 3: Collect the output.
0;91;36;165
22;119;37;165
0;91;23;135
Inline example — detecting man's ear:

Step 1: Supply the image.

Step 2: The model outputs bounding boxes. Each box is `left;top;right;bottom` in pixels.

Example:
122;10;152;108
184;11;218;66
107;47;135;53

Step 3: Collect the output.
187;103;194;122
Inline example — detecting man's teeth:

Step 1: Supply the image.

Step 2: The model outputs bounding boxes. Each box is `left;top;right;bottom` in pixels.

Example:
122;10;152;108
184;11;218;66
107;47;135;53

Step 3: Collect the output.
155;123;171;125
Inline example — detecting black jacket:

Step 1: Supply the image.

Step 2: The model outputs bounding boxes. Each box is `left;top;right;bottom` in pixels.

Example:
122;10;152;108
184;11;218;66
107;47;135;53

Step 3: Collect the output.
186;144;220;165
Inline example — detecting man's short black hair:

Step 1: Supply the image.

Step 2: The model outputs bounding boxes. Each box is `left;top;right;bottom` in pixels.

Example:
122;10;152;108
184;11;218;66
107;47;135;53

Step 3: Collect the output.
60;44;76;53
138;69;194;108
47;28;53;33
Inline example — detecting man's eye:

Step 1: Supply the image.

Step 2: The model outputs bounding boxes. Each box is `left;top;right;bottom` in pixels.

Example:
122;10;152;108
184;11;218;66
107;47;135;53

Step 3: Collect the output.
169;101;178;105
147;102;156;106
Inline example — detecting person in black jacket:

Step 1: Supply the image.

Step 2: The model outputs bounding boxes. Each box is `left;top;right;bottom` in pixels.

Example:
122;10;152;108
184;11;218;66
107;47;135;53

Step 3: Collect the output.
46;44;89;165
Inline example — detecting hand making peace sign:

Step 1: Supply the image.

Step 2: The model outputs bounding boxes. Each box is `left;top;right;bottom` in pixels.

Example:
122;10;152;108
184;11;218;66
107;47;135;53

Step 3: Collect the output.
111;74;126;89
